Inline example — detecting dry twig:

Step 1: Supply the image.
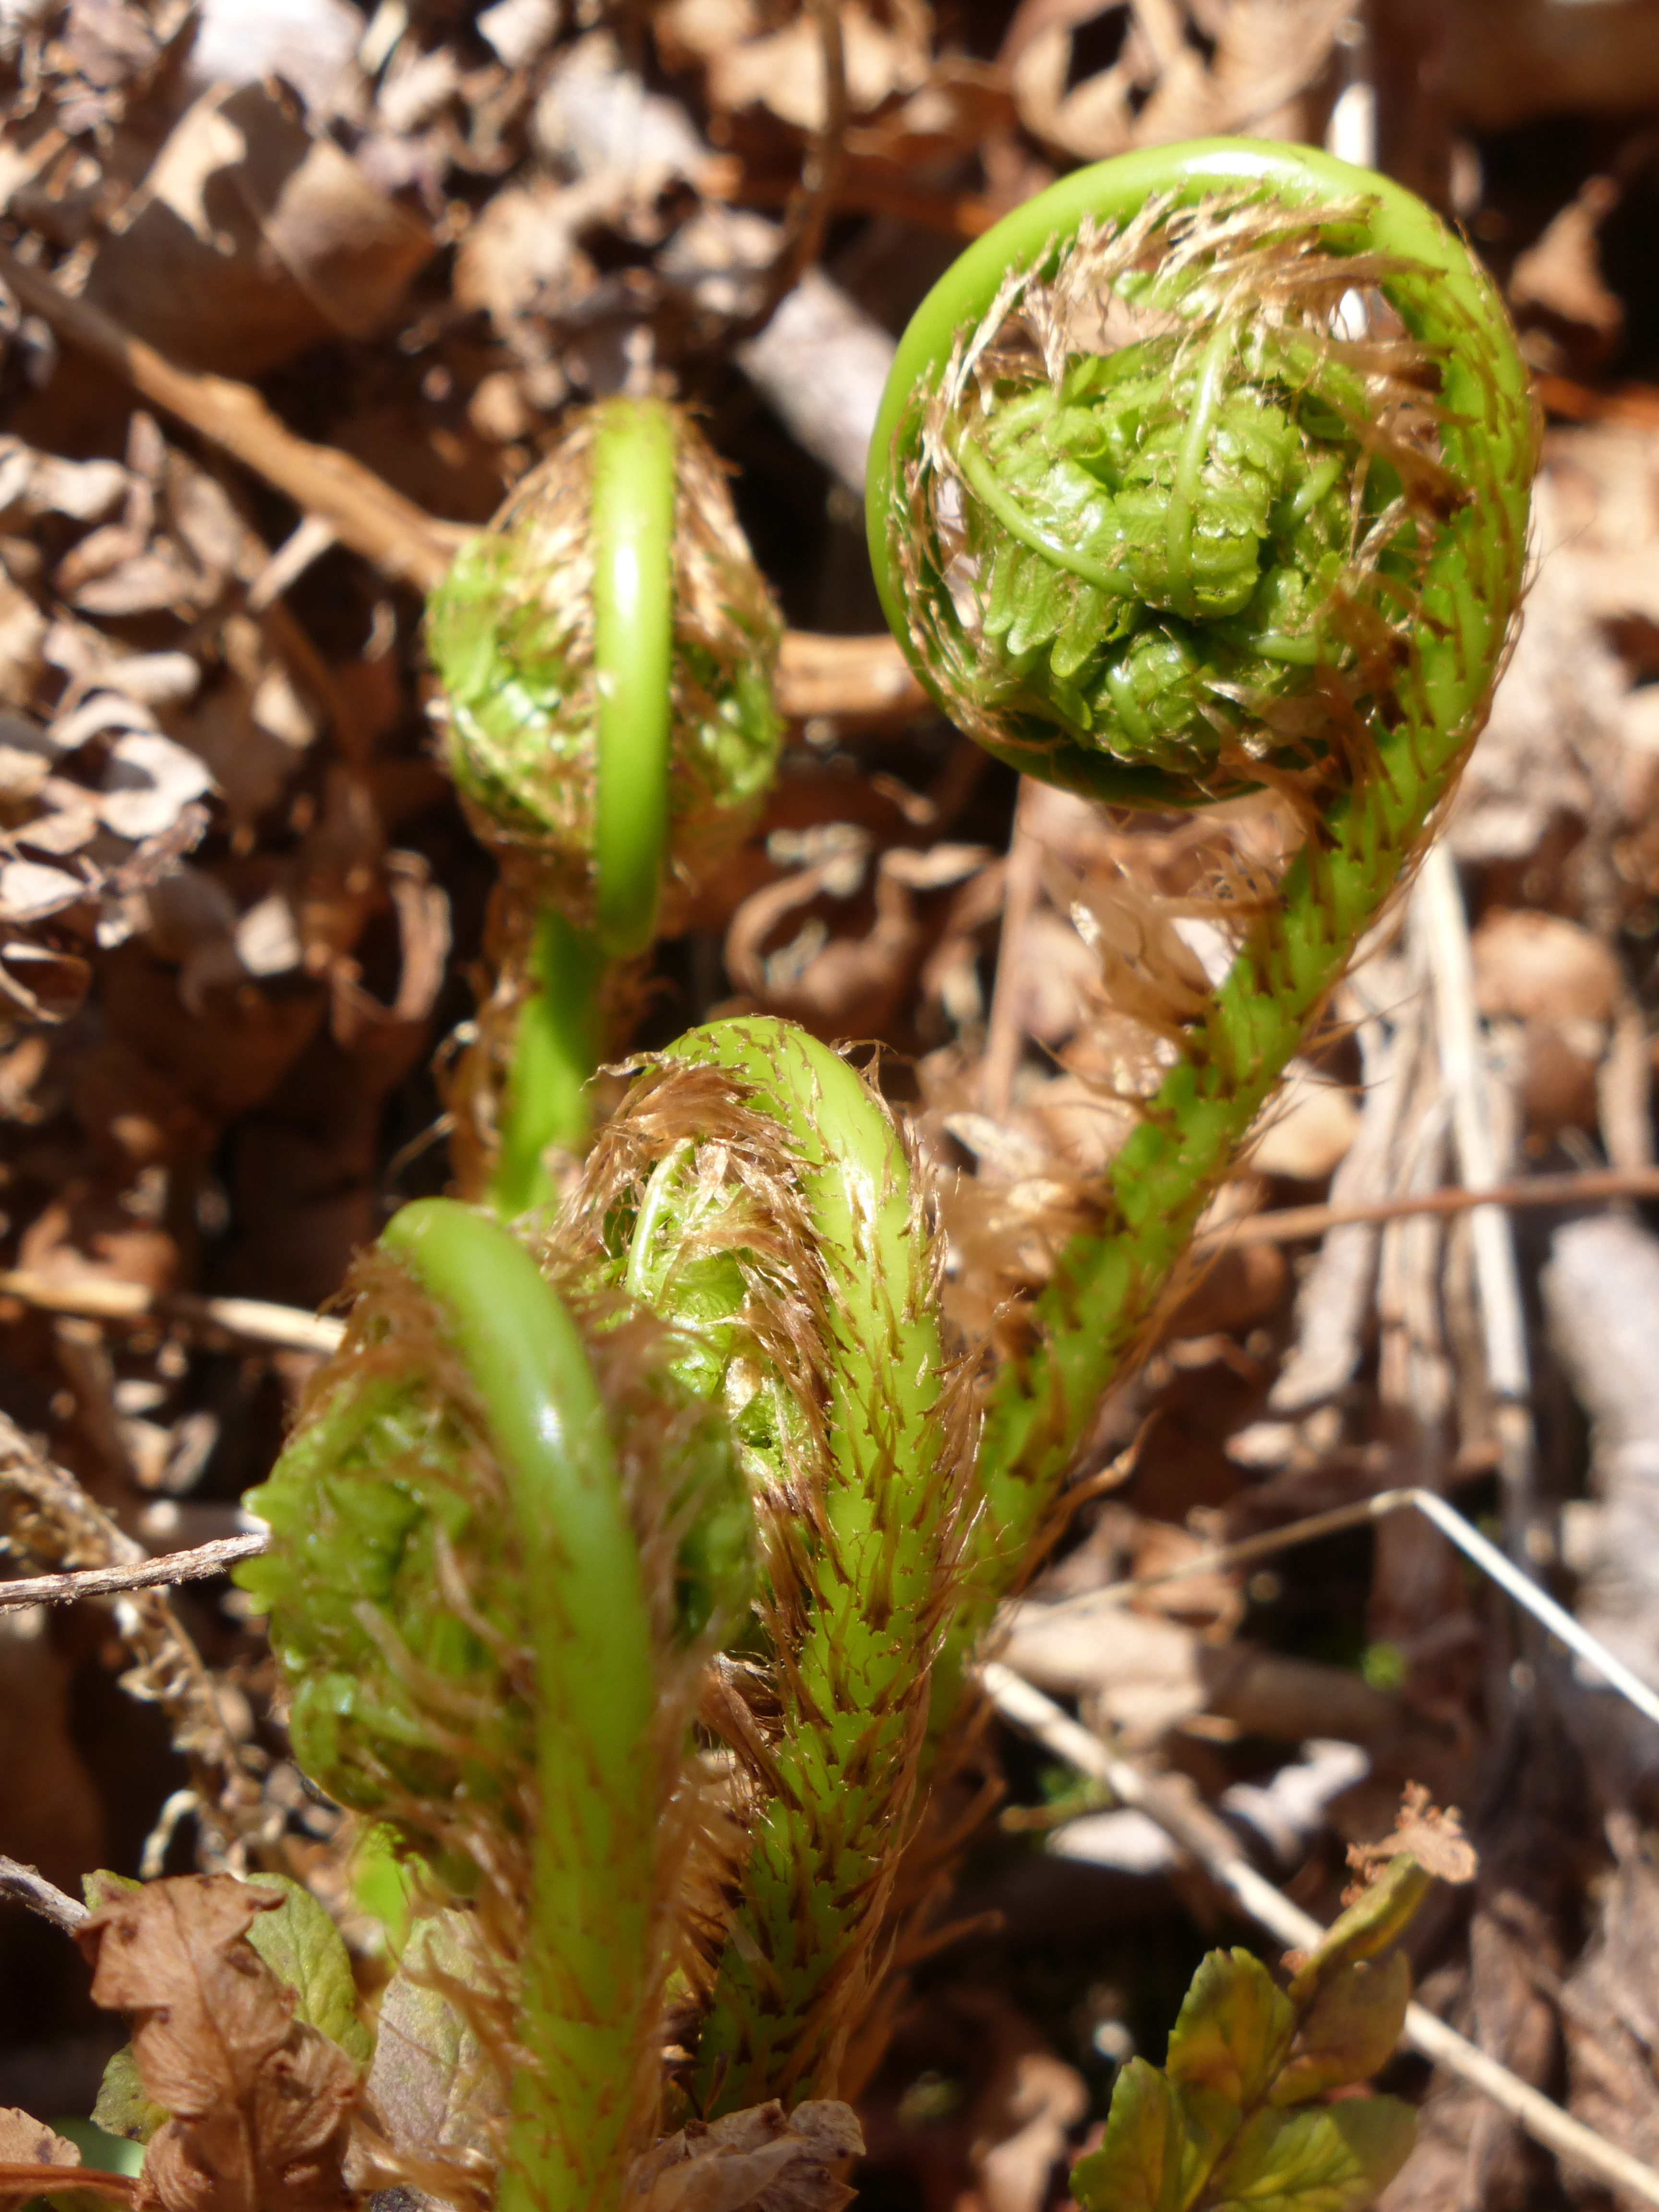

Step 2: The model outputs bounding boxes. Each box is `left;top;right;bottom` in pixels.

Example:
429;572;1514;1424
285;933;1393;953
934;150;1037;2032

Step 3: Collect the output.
0;1535;266;1611
0;1270;345;1355
0;238;462;593
0;1854;86;1932
0;1417;269;1867
1201;1165;1659;1249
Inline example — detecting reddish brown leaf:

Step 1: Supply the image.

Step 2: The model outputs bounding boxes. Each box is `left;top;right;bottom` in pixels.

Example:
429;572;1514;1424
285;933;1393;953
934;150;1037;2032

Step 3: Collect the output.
76;1876;363;2212
0;2114;135;2208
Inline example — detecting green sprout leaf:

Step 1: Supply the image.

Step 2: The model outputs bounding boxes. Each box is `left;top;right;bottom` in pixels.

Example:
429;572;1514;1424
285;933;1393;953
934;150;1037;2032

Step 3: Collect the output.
1071;2057;1183;2212
1166;1949;1297;2111
244;1874;372;2067
1271;1957;1413;2108
1207;2099;1416;2212
89;2045;166;2148
1071;1845;1451;2212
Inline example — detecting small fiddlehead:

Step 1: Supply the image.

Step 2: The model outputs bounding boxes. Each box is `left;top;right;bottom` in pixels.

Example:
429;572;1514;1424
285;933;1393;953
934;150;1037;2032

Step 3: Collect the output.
237;1199;750;2212
866;141;1536;1632
428;398;782;1206
558;1016;970;2114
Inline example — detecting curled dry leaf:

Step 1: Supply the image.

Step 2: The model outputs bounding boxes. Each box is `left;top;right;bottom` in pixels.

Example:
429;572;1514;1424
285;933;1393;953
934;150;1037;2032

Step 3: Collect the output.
0;2107;135;2208
75;1875;365;2212
1346;1785;1478;1893
626;2100;865;2212
0;2112;83;2170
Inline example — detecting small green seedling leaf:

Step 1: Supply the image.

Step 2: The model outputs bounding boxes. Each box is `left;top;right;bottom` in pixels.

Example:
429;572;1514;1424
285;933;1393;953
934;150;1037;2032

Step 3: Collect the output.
1071;2058;1183;2212
1271;1956;1413;2107
244;1873;372;2066
46;2121;143;2178
1071;1790;1472;2212
1207;2097;1416;2212
79;1873;138;1912
1168;1949;1298;2109
367;1914;502;2162
1287;1858;1430;2004
89;2046;165;2147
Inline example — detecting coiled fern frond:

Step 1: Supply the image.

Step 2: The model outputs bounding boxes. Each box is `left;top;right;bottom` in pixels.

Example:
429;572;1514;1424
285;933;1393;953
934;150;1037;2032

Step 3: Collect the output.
557;1018;974;2115
867;138;1537;1645
239;1201;752;2212
430;400;782;945
427;399;784;1208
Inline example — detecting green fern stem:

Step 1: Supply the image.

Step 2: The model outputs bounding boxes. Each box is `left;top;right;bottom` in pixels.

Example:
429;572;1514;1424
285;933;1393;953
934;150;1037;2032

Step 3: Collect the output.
866;140;1537;1622
378;1202;658;2212
585;1017;958;2112
240;1198;695;2212
492;908;606;1216
590;398;678;959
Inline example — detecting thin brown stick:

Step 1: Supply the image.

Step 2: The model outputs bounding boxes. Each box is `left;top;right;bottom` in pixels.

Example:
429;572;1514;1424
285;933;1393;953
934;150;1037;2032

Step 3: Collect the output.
982;1662;1659;2212
725;0;848;343
0;236;929;722
0;237;461;592
775;631;928;720
0;1853;87;1931
0;2165;133;2204
0;1533;267;1610
1203;1164;1659;1248
0;1269;345;1355
0;1418;269;1865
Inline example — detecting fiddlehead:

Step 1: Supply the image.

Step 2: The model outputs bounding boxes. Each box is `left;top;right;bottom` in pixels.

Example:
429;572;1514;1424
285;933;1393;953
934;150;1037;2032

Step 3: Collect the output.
237;1199;751;2212
557;1016;971;2114
866;141;1536;1630
428;399;783;1206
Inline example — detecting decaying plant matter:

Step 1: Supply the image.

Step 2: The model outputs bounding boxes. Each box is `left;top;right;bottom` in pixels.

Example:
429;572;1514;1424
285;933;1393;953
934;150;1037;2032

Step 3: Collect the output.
0;83;1571;2212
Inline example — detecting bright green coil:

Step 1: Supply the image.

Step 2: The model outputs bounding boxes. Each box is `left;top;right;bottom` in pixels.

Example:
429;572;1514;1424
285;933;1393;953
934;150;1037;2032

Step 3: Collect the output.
867;139;1538;1640
239;1199;752;2212
427;398;784;1210
428;399;782;955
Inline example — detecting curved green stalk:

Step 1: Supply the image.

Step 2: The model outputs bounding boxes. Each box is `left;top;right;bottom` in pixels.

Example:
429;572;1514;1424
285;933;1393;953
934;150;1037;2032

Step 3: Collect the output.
664;1023;953;2110
490;908;605;1214
379;1201;657;2212
562;1016;962;2111
591;398;678;958
866;141;1536;1633
427;400;783;1203
240;1197;748;2212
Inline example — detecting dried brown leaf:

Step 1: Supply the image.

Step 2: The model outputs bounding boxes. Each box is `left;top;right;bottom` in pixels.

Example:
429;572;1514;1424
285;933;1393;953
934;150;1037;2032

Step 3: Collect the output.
0;2112;136;2209
75;1875;364;2212
626;2100;865;2212
1346;1785;1478;1892
0;2111;83;2169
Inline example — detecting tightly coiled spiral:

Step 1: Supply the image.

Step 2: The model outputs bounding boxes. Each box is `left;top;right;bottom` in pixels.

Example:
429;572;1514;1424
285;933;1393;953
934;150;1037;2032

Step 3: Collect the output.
428;399;782;938
869;138;1538;1671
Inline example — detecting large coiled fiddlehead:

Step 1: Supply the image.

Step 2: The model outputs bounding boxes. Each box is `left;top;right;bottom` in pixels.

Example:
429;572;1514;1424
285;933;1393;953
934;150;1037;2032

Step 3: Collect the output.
239;1010;966;2182
237;1199;751;2212
428;400;783;1209
557;1016;969;2115
866;139;1536;1644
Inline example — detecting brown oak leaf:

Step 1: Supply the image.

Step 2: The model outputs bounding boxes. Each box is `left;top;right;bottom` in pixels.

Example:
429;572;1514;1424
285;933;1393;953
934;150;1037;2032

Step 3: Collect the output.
75;1876;364;2212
